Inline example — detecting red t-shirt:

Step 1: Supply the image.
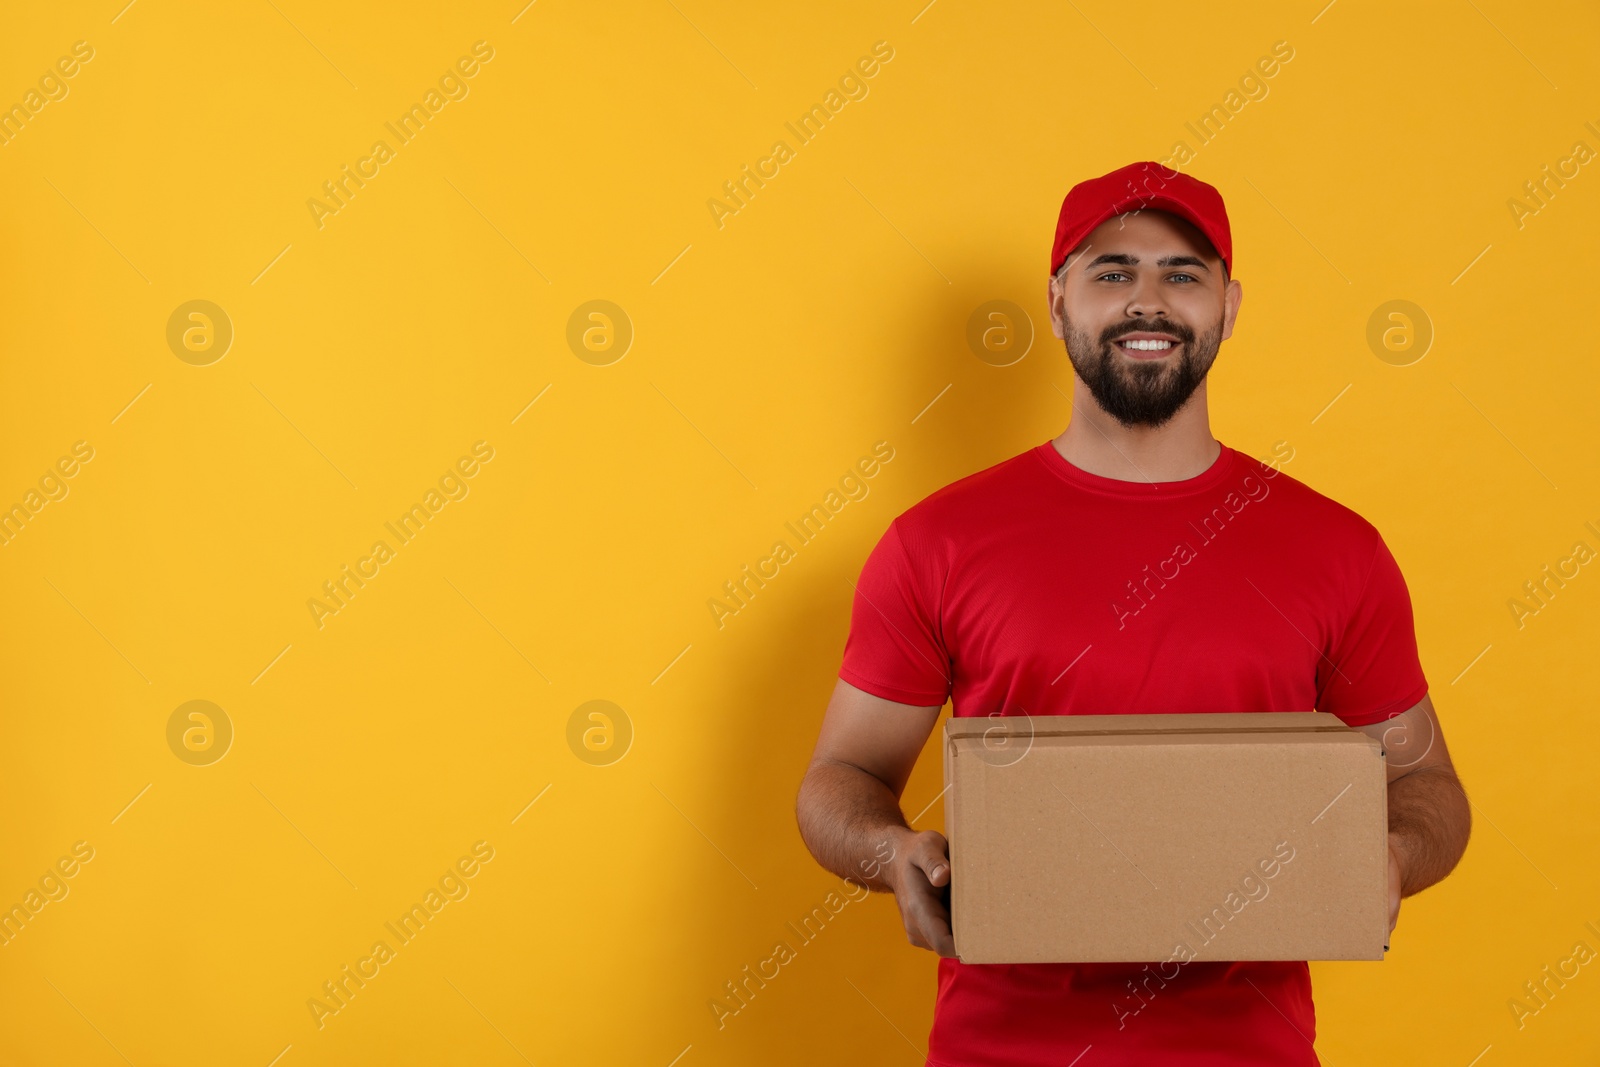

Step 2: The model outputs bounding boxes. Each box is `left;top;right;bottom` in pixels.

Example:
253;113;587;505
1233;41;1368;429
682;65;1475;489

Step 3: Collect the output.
838;439;1429;1067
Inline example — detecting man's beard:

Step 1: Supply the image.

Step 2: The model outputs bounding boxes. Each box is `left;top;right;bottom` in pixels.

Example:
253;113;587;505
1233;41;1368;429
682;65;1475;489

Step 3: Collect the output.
1062;313;1223;429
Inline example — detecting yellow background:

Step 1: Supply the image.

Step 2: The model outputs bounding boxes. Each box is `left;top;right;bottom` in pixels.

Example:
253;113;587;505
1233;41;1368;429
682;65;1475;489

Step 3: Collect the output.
1;1;1597;1063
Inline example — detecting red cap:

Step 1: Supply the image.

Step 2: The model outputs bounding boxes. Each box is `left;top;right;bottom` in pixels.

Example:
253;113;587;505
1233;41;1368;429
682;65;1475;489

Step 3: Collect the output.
1050;161;1232;278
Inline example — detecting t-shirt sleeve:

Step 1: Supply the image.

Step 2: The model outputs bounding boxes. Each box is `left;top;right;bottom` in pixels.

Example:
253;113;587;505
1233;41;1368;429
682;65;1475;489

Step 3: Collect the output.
838;518;953;707
1315;529;1430;727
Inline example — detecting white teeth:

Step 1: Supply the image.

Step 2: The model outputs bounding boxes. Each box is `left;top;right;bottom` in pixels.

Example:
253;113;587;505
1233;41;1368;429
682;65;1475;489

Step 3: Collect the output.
1120;339;1174;351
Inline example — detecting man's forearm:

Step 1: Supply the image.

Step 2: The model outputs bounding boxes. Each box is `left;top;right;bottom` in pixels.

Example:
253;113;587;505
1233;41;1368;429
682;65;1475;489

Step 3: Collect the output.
796;758;912;893
1389;766;1471;896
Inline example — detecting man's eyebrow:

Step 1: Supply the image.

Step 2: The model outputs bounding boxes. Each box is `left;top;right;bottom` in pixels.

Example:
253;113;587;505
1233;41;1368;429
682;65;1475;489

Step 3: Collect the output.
1082;253;1212;272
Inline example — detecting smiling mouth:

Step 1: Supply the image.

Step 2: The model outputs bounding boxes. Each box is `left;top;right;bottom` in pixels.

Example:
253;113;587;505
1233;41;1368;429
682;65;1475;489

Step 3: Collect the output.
1114;338;1181;357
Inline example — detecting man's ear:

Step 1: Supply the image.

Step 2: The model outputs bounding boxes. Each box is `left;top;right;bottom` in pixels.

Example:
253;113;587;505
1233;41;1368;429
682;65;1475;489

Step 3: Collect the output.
1046;273;1066;340
1220;277;1243;342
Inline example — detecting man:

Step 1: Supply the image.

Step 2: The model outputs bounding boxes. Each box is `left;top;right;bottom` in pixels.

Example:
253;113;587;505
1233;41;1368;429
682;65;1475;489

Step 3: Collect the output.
795;160;1471;1065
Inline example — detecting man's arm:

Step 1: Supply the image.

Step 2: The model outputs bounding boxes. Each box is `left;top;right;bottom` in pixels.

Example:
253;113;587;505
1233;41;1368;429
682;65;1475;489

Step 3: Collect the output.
795;678;956;956
1356;692;1471;934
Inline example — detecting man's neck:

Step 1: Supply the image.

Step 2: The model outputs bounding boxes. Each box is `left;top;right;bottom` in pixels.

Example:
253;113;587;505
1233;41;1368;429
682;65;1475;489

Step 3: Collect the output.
1051;381;1219;483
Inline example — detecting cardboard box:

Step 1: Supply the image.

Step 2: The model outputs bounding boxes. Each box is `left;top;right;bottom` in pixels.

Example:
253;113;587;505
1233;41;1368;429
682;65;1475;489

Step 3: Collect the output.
944;711;1388;964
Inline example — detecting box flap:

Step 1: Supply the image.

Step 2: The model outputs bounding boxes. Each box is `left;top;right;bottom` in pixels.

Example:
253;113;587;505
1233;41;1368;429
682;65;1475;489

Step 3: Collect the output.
946;710;1351;742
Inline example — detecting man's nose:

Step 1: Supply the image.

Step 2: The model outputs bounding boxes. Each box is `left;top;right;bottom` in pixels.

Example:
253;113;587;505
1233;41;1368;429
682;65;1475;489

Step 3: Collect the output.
1126;275;1171;318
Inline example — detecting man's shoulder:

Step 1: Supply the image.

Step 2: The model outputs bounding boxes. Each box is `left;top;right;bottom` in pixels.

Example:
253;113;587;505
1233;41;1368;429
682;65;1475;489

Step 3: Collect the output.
892;443;1047;532
1246;453;1385;550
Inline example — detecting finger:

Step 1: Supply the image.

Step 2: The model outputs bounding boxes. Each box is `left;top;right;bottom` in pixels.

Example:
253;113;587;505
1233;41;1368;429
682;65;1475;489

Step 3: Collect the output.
927;912;956;957
913;833;951;887
908;894;955;957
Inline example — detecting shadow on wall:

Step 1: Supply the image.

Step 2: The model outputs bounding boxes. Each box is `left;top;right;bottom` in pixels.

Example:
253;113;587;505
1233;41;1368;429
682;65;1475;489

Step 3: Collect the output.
663;244;1071;1059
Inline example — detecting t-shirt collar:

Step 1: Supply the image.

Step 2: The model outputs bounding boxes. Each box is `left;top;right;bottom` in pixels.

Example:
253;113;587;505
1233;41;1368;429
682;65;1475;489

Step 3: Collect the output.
1032;437;1239;498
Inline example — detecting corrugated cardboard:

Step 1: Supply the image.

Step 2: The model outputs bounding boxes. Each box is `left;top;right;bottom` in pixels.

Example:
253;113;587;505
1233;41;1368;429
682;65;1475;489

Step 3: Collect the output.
944;711;1388;964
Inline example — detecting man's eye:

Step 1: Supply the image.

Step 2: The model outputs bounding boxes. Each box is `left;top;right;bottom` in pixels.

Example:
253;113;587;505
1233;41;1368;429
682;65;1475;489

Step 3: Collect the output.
1170;273;1196;283
1098;272;1127;282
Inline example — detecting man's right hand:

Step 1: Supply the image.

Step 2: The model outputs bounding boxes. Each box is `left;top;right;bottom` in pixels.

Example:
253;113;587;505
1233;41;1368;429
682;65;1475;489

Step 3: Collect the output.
887;827;956;958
